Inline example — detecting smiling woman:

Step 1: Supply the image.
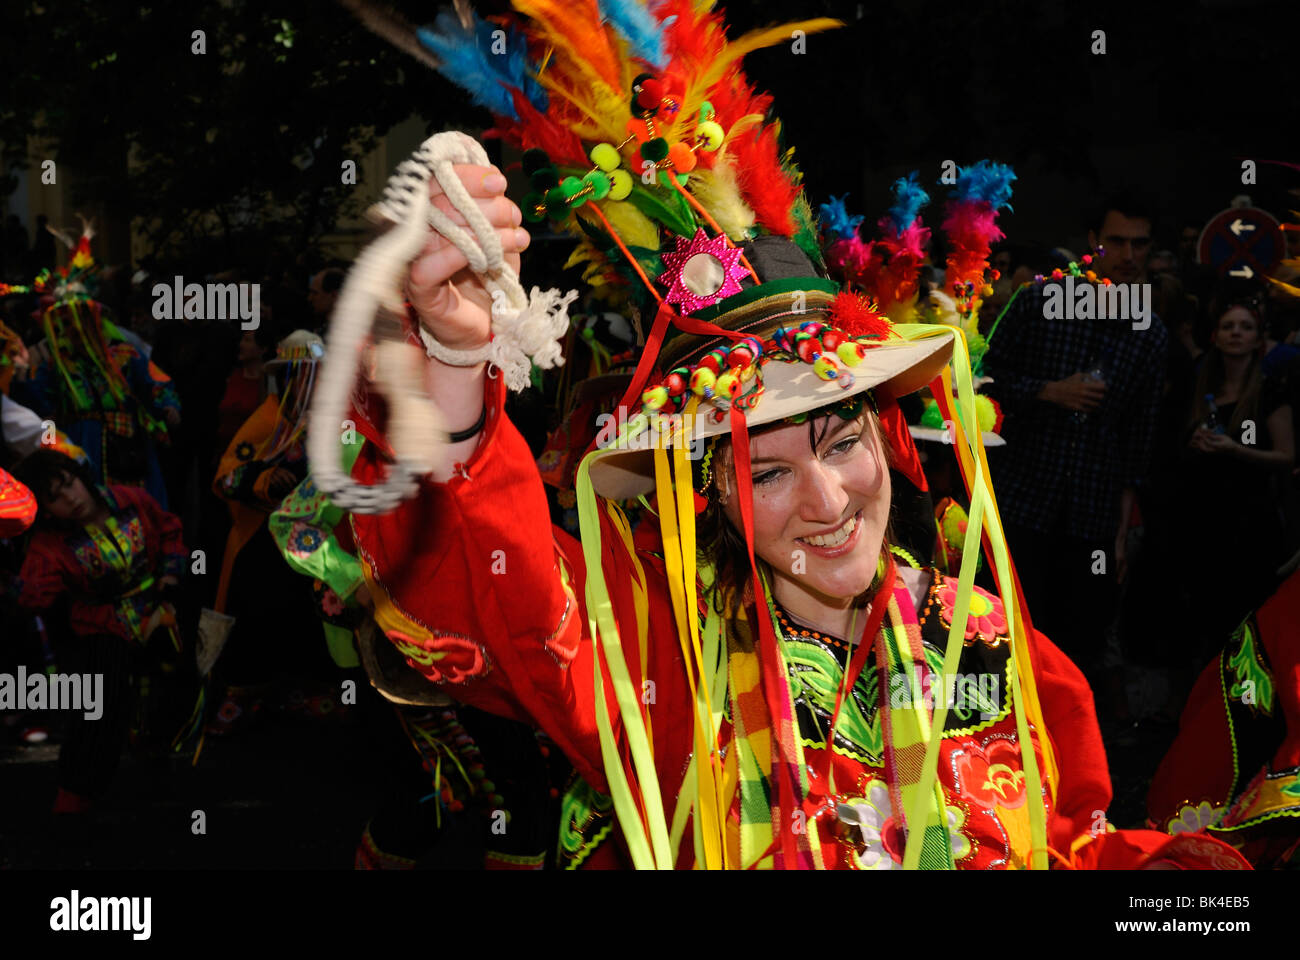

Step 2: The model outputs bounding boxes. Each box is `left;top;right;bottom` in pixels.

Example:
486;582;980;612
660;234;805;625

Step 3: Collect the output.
325;0;1251;871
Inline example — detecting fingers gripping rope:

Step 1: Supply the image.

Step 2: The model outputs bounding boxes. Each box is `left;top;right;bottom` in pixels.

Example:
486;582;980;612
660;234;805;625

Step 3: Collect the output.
308;131;577;514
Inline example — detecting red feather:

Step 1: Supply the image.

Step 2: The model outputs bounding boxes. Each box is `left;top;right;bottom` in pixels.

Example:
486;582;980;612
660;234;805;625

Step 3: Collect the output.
732;122;797;236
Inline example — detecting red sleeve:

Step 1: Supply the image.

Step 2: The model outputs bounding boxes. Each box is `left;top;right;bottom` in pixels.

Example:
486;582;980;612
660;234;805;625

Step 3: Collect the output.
1028;627;1115;851
348;373;614;790
17;532;77;611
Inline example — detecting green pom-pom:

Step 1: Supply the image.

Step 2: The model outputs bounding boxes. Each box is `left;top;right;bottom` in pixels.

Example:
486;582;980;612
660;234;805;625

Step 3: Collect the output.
522;191;546;223
698;100;715;121
544;187;570;220
641;137;669;163
583;170;611;201
920;399;944;429
522;148;550;175
530;166;559;191
974;395;996;433
560;175;585;202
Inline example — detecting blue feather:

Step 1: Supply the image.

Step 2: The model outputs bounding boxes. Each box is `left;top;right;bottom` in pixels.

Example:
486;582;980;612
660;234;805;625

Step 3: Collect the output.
818;194;863;240
417;11;546;121
950;160;1016;211
887;172;929;233
599;0;668;69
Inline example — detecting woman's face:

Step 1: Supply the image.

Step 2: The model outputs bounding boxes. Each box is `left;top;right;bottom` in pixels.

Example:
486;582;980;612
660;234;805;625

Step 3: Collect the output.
719;413;890;606
1213;307;1261;356
237;330;263;364
46;471;97;524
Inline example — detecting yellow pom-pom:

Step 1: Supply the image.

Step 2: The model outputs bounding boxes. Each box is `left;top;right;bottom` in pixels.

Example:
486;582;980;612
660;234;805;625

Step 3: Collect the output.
642;385;669;411
590;142;621;172
836;341;865;367
696;120;725;152
975;394;996;433
608;169;633;201
715;370;741;398
690;367;716;396
813;355;839;380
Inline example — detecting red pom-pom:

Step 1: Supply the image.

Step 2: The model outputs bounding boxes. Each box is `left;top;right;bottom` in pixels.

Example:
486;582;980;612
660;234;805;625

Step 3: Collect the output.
635;78;664;111
829;291;891;340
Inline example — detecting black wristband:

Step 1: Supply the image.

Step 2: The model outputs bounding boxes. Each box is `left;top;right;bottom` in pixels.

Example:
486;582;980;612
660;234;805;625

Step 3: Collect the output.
448;405;487;443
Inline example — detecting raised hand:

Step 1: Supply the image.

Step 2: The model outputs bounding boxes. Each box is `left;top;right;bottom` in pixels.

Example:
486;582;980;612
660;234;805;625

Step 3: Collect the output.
406;163;531;350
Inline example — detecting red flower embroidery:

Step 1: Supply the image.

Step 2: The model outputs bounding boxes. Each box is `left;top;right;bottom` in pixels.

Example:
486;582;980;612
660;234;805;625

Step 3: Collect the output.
952;737;1027;810
936;578;1008;643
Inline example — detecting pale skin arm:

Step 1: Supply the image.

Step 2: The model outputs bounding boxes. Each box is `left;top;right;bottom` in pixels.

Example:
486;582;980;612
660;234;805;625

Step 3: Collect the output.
1190;405;1295;469
398;163;530;481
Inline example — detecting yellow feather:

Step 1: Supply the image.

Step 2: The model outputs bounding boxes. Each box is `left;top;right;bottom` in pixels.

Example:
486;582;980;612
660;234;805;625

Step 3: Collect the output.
682;18;843;122
687;165;754;240
1266;275;1300;298
592;201;661;251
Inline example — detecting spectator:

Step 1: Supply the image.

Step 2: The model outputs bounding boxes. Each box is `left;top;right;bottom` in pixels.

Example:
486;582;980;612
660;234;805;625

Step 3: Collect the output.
306;266;345;329
982;191;1168;684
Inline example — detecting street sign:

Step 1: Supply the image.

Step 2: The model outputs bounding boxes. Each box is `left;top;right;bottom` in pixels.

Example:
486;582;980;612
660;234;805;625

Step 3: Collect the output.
1197;206;1285;279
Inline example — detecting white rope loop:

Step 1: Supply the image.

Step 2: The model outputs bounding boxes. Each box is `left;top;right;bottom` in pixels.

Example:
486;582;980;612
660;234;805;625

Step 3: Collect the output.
307;131;577;514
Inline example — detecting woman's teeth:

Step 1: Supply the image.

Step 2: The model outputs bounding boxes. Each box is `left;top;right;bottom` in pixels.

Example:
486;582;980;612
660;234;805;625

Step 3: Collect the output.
801;514;857;548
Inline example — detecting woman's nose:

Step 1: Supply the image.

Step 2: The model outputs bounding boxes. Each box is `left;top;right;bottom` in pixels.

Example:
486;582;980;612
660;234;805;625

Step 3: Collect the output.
798;463;849;524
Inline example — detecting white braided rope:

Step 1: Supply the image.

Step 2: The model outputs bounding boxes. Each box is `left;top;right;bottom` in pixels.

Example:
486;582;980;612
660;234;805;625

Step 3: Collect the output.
307;131;577;514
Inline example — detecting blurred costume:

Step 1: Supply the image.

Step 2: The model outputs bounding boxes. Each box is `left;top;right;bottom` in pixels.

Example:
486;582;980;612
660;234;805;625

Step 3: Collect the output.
8;228;178;507
1148;569;1300;867
14;481;200;802
322;0;1245;870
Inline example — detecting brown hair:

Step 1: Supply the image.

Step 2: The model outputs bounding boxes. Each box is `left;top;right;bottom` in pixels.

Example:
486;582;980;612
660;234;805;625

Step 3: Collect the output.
695;401;896;619
1188;303;1264;434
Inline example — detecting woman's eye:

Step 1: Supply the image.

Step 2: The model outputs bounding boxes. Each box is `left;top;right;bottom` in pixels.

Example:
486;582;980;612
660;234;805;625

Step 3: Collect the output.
829;435;862;456
752;469;785;486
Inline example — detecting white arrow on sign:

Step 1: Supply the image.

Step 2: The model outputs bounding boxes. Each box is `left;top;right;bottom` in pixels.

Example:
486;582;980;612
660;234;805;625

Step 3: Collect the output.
1230;218;1257;237
1228;265;1255;278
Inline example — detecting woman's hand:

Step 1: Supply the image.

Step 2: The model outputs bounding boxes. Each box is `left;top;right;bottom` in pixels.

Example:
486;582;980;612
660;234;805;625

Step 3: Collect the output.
406;164;531;348
1190;428;1237;456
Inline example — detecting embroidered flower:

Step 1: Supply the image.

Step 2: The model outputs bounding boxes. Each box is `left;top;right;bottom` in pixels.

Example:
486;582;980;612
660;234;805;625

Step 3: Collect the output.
319;587;344;617
235;441;255;462
936;578;1008;643
952;737;1027;810
288;523;323;557
1167;800;1223;835
837;780;904;870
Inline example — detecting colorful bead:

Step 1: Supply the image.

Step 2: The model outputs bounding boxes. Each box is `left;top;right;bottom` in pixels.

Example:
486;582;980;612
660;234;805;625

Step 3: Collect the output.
837;370;855;390
642;385;669;411
836;341;865;366
820;329;844;352
590;142;621;172
699;352;723;375
608;169;633;201
794;334;818;363
696;120;725;151
727;345;752;368
813;355;839;380
715;370;741;398
665;369;688;396
668;141;697;172
689;366;716;397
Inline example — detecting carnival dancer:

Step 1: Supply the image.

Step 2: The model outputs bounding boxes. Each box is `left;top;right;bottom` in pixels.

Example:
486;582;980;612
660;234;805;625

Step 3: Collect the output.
319;0;1248;869
12;449;200;812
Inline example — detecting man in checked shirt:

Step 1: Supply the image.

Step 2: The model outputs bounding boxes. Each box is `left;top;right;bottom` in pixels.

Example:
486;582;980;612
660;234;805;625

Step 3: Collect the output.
983;191;1168;691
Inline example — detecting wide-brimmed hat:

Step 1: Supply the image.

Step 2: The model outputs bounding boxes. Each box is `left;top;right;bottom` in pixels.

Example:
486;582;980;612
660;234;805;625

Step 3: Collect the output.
585;237;954;499
266;329;324;369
